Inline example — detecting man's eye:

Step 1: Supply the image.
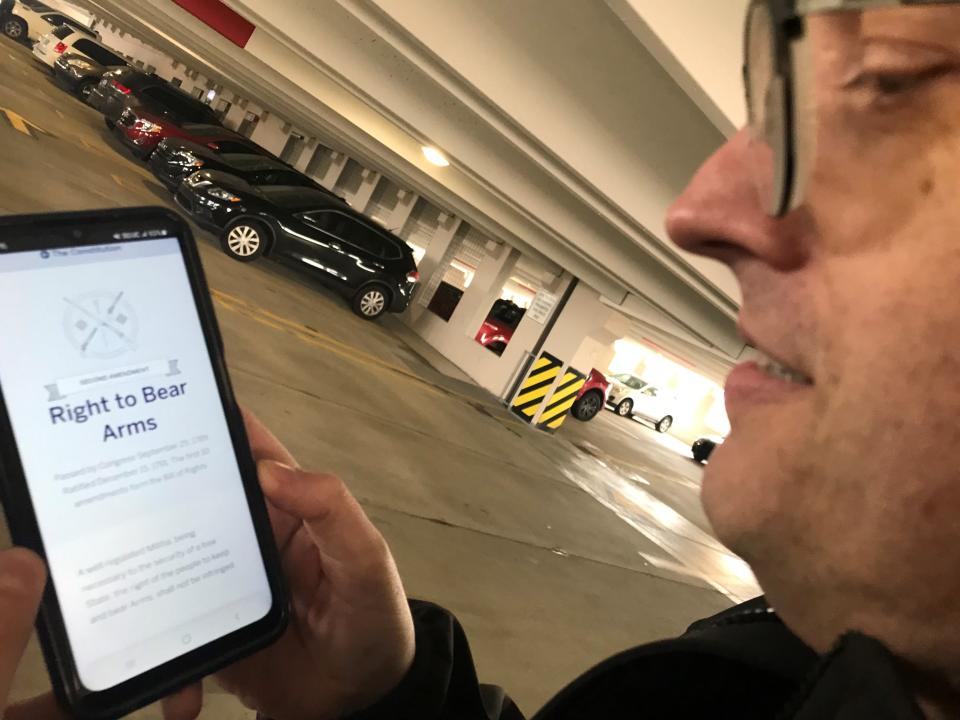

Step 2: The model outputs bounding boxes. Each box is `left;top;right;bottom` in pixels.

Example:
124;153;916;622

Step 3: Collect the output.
857;67;949;98
870;74;919;95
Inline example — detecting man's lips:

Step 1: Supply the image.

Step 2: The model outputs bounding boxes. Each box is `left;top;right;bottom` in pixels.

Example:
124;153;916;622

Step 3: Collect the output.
725;360;811;417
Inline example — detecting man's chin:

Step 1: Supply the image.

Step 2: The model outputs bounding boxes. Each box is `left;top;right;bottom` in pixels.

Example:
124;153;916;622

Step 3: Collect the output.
698;425;793;557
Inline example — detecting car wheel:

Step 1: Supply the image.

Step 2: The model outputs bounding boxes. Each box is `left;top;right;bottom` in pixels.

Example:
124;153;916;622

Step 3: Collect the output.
2;17;26;41
77;80;96;101
616;398;634;417
572;391;603;422
352;284;390;320
655;415;673;433
221;220;268;262
104;116;115;130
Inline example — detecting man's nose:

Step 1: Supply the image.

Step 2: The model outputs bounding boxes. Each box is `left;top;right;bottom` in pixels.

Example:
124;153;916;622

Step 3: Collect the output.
666;128;804;271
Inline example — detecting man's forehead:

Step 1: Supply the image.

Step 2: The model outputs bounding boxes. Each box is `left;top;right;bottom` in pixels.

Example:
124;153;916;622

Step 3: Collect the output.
802;2;960;53
798;0;959;10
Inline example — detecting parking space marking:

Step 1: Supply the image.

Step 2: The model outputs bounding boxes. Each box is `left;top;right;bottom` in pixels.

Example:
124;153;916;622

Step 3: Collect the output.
0;106;54;139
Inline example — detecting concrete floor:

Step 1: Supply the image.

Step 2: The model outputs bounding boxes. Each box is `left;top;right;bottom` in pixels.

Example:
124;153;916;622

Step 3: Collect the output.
0;39;750;718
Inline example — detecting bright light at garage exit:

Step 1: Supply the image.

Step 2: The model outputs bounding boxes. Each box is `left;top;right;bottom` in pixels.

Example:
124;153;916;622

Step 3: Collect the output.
206;89;217;102
421;146;450;167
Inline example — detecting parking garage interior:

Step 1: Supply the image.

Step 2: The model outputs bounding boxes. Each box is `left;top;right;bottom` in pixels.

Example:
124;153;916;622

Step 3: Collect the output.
0;0;757;717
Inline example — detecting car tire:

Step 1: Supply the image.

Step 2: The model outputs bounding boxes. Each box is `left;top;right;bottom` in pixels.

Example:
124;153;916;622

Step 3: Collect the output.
2;17;26;41
616;398;634;417
104;116;115;129
77;80;96;101
572;391;603;422
485;341;507;356
352;284;390;320
655;415;673;433
221;220;268;262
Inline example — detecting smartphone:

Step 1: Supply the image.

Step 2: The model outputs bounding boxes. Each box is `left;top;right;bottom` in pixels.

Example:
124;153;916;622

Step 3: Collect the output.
0;208;287;719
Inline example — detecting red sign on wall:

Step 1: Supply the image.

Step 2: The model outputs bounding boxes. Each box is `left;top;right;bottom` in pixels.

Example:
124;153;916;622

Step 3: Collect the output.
172;0;256;48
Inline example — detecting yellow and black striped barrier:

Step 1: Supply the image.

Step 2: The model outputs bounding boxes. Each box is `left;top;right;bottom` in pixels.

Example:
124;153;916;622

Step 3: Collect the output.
536;368;586;432
511;352;564;421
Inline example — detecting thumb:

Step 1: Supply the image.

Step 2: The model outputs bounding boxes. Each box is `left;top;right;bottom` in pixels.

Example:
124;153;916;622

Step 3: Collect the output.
0;549;46;712
258;461;385;563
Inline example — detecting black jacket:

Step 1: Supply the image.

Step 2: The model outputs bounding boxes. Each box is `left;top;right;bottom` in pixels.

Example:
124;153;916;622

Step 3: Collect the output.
345;598;925;719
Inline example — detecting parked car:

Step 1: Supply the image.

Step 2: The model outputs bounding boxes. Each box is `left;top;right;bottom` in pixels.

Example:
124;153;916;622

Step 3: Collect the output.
52;50;126;100
692;436;723;464
475;299;525;355
3;0;96;44
149;145;308;193
570;369;611;421
32;23;72;67
39;33;124;89
87;67;166;121
605;373;675;432
174;173;420;319
112;97;226;159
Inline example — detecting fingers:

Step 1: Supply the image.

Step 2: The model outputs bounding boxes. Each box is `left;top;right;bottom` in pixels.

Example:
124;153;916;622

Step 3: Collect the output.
0;549;46;713
241;409;298;468
161;682;202;720
3;693;70;720
258;462;386;568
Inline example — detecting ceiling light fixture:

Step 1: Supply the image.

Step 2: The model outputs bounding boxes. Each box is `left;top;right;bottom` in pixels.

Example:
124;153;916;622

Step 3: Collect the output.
421;146;450;167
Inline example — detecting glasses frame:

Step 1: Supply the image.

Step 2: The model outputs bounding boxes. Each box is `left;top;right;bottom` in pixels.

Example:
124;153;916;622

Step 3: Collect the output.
746;0;960;217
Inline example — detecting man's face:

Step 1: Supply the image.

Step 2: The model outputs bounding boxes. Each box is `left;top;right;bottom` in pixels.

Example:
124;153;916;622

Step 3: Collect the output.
668;7;960;667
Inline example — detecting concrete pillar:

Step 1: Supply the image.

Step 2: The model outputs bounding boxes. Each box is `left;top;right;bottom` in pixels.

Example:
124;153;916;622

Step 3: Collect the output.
319;151;349;190
542;282;619;370
449;242;521;339
223;103;247;132
405;213;463;323
415;213;462;301
389;189;418;232
295;139;318;173
353;168;382;215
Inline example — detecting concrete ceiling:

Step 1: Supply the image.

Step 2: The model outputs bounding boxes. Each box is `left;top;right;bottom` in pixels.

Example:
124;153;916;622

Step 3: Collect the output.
74;0;747;361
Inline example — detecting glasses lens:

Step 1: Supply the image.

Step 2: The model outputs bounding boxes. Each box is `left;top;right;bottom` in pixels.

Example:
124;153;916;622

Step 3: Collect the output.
745;1;789;216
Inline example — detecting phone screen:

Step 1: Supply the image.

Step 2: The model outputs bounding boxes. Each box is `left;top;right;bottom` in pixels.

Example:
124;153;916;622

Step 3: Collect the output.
0;237;272;692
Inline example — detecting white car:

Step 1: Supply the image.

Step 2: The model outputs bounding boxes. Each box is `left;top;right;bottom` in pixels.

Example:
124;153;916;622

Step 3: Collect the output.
2;0;96;44
605;373;675;433
33;29;122;74
32;22;72;67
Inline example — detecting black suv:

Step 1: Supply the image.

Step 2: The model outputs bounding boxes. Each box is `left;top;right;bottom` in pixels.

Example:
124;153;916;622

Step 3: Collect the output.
175;172;419;319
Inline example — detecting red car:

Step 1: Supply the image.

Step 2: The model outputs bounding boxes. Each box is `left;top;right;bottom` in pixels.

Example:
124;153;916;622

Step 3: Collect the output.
475;299;525;356
113;105;243;160
570;369;610;421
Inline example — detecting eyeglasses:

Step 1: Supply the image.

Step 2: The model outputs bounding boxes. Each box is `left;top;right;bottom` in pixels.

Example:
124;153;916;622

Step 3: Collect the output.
744;0;960;217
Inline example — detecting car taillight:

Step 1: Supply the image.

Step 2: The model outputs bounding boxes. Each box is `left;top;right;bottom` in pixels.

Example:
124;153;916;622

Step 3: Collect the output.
110;79;132;94
406;270;420;283
54;42;67;54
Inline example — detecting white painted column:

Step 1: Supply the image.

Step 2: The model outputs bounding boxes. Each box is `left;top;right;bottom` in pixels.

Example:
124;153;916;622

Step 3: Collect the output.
223;102;247;132
352;168;382;214
389;189;418;232
294;138;318;172
448;242;521;339
318;151;349;190
404;212;462;323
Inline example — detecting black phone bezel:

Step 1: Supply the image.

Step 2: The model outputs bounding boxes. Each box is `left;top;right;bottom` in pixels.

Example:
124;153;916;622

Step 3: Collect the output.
0;207;287;720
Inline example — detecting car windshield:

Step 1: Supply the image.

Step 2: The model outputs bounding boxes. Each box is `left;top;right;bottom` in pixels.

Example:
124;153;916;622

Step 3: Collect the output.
258;186;337;210
71;39;126;68
139;87;221;124
52;26;74;40
614;374;646;390
489;301;525;328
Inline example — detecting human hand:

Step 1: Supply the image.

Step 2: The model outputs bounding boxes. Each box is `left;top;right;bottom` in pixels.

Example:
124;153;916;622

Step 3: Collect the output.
213;411;415;720
0;550;201;720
